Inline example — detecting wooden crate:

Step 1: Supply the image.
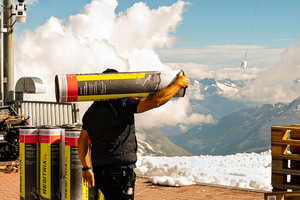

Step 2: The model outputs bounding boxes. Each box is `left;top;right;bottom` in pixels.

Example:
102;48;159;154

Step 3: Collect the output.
264;191;300;200
271;126;300;191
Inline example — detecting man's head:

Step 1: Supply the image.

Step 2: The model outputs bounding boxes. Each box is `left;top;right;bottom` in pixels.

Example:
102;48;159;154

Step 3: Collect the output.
102;68;119;74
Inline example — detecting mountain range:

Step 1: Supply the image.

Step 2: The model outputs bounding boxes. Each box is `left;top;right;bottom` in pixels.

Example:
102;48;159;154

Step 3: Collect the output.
169;96;300;155
189;78;259;118
136;127;192;156
138;77;300;156
162;78;257;136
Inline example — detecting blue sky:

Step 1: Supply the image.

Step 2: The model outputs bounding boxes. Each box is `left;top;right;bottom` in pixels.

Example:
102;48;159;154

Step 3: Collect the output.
16;0;300;48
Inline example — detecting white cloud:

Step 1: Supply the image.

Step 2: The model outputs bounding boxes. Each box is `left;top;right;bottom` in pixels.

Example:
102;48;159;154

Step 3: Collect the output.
236;40;300;103
112;1;186;53
165;41;300;104
160;43;300;104
15;0;188;89
21;0;38;5
166;62;265;81
157;45;284;70
135;97;215;129
166;62;213;79
14;0;296;130
14;0;201;128
213;67;265;81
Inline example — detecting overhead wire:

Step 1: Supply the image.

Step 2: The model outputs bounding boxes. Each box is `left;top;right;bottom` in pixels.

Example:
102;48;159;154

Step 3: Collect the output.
241;0;259;69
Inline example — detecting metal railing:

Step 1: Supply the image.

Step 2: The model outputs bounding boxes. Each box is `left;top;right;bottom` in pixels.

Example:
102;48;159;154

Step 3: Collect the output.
9;100;80;127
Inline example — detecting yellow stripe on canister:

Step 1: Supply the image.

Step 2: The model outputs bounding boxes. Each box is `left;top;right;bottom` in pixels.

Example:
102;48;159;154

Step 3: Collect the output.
76;73;146;81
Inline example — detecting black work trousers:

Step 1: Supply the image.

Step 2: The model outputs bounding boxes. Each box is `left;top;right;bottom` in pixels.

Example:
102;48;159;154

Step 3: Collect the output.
94;167;136;200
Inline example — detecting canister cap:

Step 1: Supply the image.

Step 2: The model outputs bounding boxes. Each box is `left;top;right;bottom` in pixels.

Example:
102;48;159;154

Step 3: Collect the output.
61;123;82;130
17;126;37;129
39;124;60;129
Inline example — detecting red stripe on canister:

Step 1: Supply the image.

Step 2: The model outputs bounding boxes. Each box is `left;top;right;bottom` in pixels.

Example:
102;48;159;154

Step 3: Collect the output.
66;74;78;102
39;135;61;144
19;134;39;143
65;137;78;146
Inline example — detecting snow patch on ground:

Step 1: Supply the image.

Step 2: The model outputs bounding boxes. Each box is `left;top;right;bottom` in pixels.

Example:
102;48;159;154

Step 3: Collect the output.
135;151;271;191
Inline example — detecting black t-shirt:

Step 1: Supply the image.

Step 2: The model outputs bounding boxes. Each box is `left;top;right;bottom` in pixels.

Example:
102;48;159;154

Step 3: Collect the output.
111;97;140;116
82;97;140;131
82;97;140;168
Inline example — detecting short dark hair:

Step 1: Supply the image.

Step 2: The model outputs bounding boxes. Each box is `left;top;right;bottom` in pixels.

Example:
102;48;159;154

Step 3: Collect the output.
102;68;119;73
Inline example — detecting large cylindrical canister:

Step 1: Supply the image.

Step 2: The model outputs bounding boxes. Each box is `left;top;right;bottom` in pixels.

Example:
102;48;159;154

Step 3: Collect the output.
63;125;104;200
19;127;39;200
39;126;62;200
55;70;186;103
64;127;83;200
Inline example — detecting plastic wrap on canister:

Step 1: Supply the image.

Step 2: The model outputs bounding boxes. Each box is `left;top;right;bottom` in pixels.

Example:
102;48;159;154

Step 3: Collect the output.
55;70;186;103
19;127;39;200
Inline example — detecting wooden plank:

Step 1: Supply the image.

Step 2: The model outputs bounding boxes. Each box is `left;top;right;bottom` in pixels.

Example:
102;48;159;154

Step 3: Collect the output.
273;169;300;176
272;126;300;131
272;183;300;191
285;192;300;198
289;130;300;185
273;155;300;161
272;140;300;146
290;130;300;139
272;129;287;142
272;173;287;186
264;191;300;200
272;158;288;171
271;125;300;193
272;145;288;156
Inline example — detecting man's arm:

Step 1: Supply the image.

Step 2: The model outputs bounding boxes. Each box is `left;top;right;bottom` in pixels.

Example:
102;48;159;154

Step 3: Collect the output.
137;71;189;113
78;128;94;188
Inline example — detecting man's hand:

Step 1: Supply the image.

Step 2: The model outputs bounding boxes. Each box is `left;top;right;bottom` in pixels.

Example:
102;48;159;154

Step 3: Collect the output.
82;169;95;188
137;70;190;113
174;71;189;88
78;129;94;188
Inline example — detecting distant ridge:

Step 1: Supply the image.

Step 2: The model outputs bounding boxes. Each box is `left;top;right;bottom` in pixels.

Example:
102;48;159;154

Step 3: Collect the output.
169;96;300;155
136;128;192;156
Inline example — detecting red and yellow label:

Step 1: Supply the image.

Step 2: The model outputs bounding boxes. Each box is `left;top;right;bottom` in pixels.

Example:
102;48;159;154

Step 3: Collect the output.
66;74;78;102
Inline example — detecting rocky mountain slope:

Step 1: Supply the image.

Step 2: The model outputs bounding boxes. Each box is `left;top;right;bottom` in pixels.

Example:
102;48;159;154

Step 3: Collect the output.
170;97;300;155
136;128;192;156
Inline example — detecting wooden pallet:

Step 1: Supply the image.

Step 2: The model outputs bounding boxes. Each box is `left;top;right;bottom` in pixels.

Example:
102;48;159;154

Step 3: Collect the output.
271;126;300;192
264;191;300;200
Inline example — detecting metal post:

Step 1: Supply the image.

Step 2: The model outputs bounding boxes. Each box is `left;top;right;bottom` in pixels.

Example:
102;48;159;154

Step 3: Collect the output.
3;0;14;103
0;0;4;106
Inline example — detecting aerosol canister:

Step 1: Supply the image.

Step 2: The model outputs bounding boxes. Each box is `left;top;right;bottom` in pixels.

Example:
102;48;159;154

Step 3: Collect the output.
19;127;39;200
55;70;186;103
63;124;104;200
39;126;62;200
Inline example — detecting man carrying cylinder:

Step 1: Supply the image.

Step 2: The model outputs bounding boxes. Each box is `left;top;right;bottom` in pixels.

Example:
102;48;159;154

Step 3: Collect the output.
77;68;189;200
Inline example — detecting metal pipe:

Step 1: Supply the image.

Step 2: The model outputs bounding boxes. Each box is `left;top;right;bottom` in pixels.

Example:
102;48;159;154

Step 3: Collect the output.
0;0;4;105
3;0;14;102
